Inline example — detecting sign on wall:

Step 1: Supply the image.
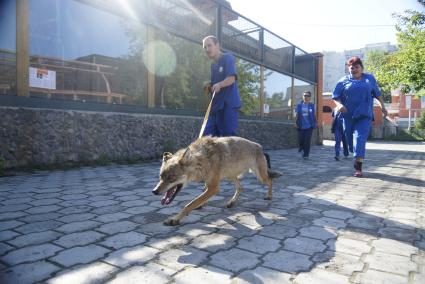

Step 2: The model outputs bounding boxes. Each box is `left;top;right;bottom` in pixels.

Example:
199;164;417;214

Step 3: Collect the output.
29;67;56;89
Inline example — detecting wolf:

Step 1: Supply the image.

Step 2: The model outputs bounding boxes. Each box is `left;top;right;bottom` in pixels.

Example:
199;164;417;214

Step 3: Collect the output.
152;136;282;226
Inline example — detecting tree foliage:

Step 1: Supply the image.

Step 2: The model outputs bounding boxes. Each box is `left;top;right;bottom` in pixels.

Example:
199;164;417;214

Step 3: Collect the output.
236;59;260;115
416;110;425;129
266;92;285;109
364;50;392;102
122;25;275;115
365;1;425;97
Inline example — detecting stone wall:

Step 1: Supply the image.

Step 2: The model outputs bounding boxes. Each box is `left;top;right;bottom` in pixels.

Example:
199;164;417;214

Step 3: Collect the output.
0;107;318;169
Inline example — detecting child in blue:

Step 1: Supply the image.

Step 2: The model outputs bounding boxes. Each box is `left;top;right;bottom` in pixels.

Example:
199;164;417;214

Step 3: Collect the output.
202;36;241;137
332;56;387;177
295;91;317;159
331;108;349;160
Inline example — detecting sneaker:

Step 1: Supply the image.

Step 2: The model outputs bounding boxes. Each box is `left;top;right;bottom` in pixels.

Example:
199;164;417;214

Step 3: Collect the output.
303;156;309;160
354;170;362;177
334;156;340;161
298;148;303;153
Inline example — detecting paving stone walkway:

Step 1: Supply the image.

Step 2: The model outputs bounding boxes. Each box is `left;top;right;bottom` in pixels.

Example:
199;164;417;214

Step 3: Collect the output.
0;140;424;284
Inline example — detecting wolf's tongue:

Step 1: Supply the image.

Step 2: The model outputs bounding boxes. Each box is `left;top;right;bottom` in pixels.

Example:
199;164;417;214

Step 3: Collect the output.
161;187;176;205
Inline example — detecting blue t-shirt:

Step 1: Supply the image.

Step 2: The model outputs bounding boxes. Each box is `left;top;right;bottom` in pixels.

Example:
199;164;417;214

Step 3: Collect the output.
301;104;312;129
332;73;381;120
296;102;316;129
210;53;241;112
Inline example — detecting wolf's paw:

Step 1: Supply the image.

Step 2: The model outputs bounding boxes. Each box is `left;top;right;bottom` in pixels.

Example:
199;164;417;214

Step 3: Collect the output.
194;206;203;210
226;201;235;208
163;218;180;226
264;196;272;200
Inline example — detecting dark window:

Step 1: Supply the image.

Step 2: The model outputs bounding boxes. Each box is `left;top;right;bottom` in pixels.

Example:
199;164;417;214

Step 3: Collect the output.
323;106;332;113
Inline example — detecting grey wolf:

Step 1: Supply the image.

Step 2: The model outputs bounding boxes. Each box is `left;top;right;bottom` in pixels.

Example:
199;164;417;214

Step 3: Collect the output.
152;136;282;226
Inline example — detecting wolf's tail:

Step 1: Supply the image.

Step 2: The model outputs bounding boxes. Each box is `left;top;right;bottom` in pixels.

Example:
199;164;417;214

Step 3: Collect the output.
268;169;283;179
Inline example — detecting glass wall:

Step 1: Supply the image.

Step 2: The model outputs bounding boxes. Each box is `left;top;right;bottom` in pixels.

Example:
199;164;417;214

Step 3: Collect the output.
0;0;16;95
27;0;147;104
1;0;319;121
236;58;260;116
264;70;292;119
294;48;316;83
264;31;293;74
151;28;210;111
292;78;316;118
221;6;262;63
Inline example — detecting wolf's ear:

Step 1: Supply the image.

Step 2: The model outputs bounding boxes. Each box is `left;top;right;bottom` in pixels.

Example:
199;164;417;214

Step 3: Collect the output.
163;152;173;162
178;147;190;165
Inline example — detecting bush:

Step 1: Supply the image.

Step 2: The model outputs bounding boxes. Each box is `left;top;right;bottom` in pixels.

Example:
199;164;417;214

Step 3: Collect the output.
415;111;425;130
383;128;424;141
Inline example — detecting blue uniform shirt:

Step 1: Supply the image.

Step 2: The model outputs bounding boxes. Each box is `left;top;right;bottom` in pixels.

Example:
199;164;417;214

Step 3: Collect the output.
301;104;312;129
332;73;381;120
210;53;241;112
296;102;317;129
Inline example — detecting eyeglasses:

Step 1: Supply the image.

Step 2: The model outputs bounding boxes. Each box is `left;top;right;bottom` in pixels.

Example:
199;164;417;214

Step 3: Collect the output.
303;95;311;98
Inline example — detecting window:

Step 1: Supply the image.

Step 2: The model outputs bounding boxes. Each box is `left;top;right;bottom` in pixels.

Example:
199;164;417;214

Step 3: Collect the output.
0;0;16;95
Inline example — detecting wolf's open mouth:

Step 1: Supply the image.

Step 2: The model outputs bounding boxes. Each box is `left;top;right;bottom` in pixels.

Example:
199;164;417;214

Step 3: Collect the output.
161;184;183;205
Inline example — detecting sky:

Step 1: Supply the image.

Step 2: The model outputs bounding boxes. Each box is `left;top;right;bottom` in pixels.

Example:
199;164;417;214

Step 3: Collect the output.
227;0;424;53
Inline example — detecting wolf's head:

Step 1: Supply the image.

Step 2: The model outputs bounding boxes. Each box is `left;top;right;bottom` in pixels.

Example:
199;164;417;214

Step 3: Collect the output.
152;148;191;205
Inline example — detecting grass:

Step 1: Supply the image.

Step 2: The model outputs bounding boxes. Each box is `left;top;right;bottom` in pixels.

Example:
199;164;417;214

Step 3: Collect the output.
382;128;425;142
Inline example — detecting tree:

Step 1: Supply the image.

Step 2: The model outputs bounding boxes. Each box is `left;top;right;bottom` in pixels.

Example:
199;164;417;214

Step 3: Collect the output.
392;3;425;96
236;59;260;115
364;50;392;102
266;92;285;109
416;110;425;130
364;1;425;97
123;24;270;115
121;23;210;110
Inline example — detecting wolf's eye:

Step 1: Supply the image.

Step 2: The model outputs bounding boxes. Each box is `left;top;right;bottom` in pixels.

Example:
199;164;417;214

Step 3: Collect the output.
168;175;176;181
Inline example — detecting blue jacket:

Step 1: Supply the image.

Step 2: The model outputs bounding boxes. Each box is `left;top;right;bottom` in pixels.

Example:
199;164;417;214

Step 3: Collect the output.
331;109;344;134
210;53;241;112
332;73;381;120
296;102;317;129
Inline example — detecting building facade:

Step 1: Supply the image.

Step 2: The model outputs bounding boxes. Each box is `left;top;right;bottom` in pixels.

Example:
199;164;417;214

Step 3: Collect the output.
323;42;397;93
388;89;425;128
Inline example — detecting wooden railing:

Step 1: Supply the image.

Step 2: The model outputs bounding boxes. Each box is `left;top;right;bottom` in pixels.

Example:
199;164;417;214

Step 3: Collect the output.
0;49;134;104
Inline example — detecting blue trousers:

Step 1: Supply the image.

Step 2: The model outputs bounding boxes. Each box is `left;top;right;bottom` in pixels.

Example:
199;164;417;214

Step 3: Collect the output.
334;127;349;157
343;117;371;158
298;128;313;157
203;107;238;137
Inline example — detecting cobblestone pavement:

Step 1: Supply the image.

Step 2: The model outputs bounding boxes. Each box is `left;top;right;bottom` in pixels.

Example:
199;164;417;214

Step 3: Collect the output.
0;140;424;284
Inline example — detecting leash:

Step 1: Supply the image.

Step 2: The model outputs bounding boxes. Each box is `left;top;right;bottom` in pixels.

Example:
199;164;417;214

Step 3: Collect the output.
198;91;215;138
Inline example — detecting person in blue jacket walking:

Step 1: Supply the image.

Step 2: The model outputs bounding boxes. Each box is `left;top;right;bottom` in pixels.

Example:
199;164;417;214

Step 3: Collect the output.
332;56;387;177
202;35;241;137
295;91;317;159
331;107;349;161
201;35;272;169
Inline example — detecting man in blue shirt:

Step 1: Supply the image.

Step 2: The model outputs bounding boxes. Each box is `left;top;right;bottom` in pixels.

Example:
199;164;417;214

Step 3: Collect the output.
202;35;241;137
333;56;387;177
295;91;317;159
